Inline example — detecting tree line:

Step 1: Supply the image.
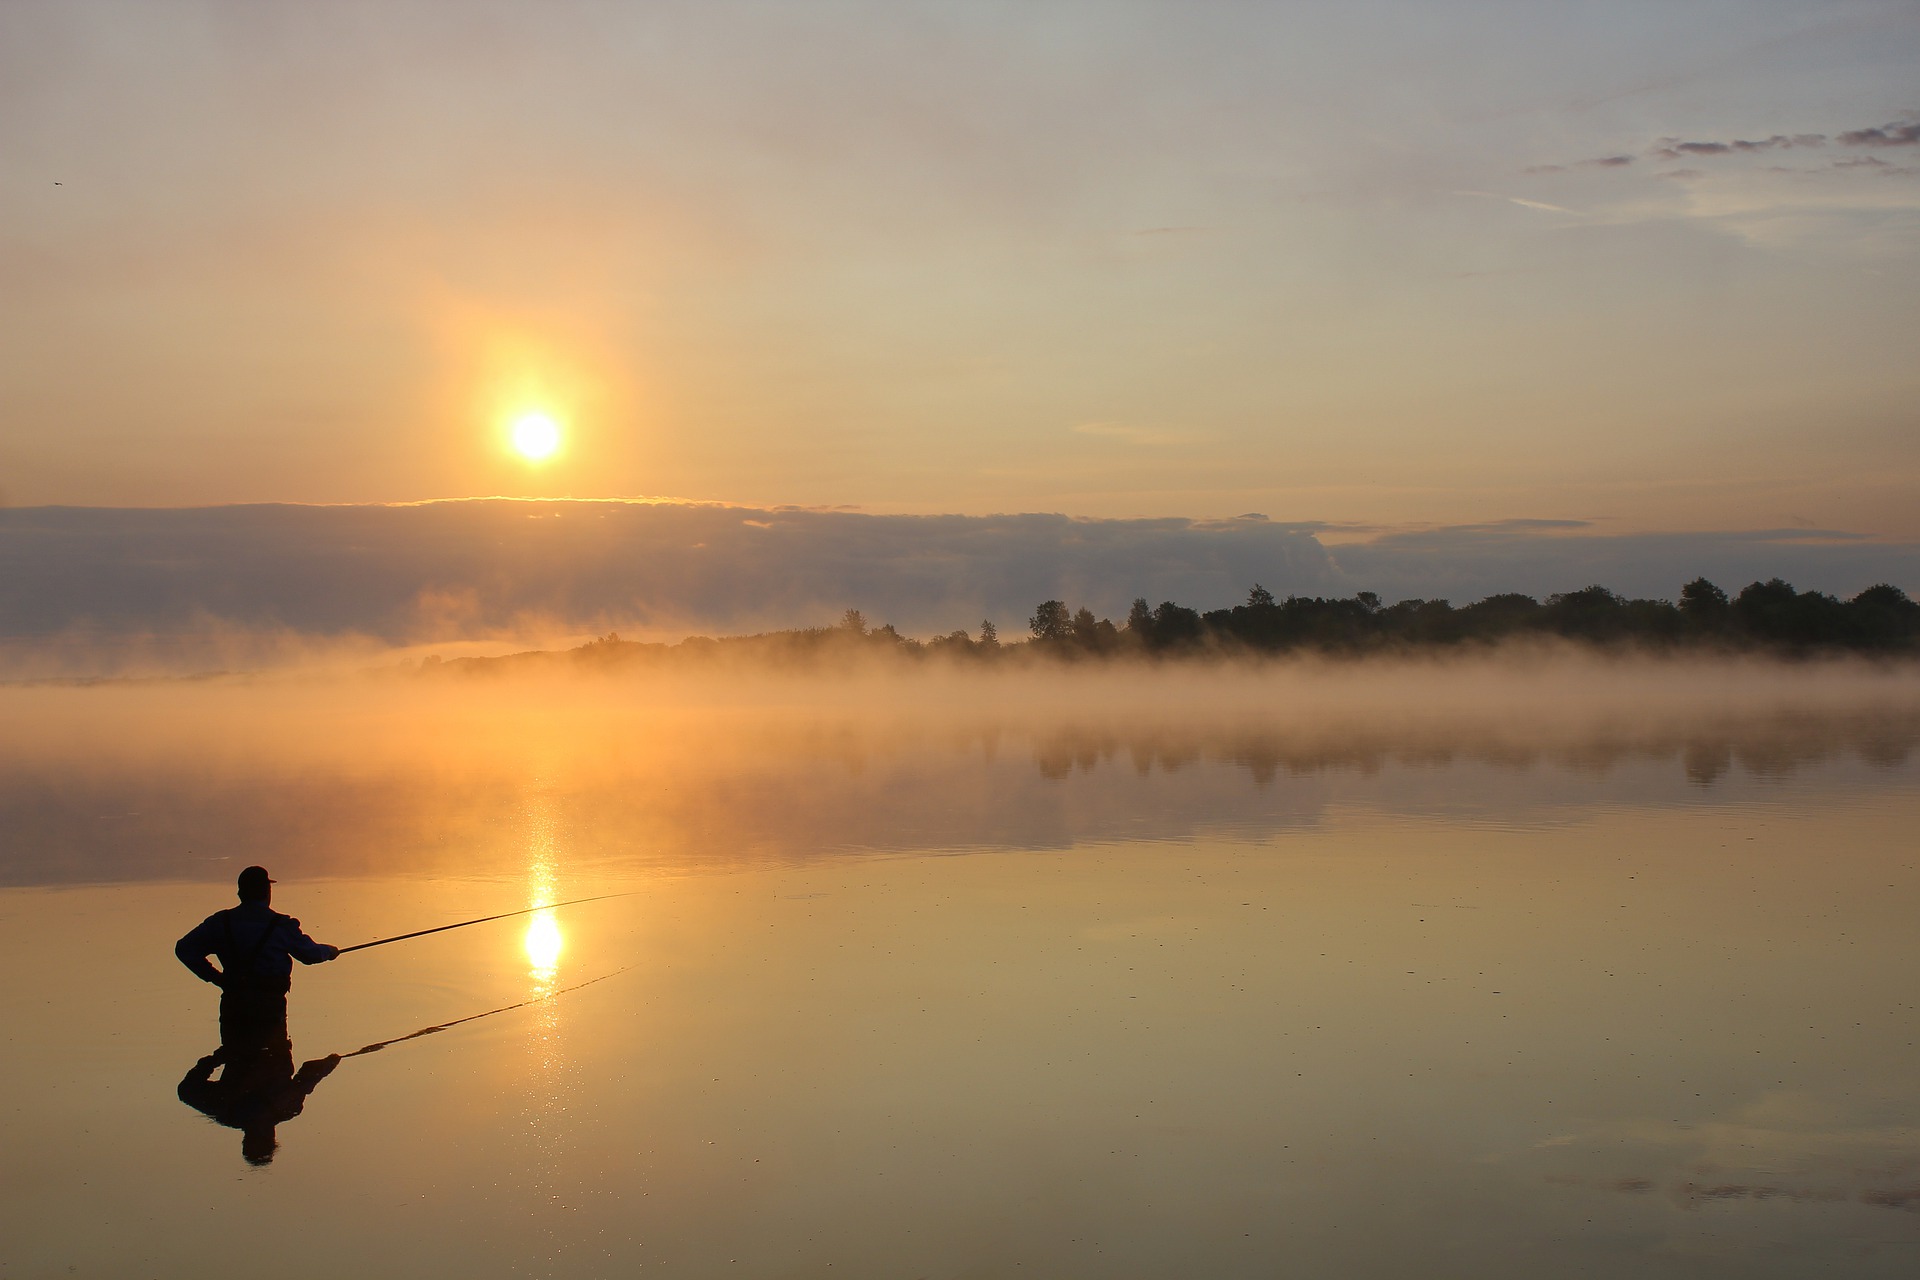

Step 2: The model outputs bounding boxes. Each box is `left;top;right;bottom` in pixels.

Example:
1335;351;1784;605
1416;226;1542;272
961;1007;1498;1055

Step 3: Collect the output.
426;576;1919;676
1004;577;1919;655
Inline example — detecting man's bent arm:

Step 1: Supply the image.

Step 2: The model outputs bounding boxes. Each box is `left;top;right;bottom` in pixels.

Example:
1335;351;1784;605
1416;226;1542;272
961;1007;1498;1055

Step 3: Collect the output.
175;917;224;985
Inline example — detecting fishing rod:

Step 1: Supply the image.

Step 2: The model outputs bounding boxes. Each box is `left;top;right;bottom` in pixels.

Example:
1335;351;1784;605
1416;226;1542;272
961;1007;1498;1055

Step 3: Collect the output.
338;967;632;1059
336;891;638;955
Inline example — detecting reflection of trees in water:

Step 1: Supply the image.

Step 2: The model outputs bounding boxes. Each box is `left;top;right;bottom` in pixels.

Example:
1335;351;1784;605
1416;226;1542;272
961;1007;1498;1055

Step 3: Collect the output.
1027;710;1920;790
1683;741;1733;787
6;709;1918;887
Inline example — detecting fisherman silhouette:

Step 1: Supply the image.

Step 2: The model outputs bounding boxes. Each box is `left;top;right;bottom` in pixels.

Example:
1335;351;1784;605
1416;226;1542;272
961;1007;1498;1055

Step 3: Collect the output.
175;866;341;1164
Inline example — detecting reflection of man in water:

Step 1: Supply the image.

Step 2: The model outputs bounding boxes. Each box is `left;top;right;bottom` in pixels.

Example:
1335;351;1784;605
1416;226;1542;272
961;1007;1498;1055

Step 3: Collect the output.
174;865;342;1164
177;1029;340;1165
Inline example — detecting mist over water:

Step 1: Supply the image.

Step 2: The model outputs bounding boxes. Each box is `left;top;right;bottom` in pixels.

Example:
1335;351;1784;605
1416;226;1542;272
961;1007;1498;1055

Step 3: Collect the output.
6;654;1919;887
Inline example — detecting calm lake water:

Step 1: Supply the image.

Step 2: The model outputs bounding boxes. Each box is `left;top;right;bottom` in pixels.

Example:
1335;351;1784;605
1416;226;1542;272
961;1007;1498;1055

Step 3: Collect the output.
2;665;1917;1278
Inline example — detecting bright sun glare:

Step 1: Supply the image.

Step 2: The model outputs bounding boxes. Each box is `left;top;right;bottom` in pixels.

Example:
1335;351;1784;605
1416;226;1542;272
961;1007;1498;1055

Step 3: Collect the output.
511;412;562;462
524;912;563;972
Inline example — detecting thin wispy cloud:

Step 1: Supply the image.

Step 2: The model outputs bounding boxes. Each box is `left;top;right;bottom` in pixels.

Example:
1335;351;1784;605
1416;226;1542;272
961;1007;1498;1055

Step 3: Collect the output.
1654;134;1826;160
1524;155;1638;175
1531;117;1920;172
1455;190;1581;215
1516;115;1920;247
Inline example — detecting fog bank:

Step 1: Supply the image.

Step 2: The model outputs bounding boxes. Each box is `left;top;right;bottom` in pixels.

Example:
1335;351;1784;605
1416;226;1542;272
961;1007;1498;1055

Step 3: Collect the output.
5;503;1917;679
4;654;1916;887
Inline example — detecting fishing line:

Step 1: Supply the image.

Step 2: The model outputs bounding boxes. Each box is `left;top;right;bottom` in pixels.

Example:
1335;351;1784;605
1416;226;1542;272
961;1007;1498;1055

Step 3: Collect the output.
336;890;638;955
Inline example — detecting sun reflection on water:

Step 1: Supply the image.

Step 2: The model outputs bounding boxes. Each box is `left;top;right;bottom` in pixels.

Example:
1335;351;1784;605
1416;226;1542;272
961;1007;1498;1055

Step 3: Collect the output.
524;910;563;978
516;788;579;1265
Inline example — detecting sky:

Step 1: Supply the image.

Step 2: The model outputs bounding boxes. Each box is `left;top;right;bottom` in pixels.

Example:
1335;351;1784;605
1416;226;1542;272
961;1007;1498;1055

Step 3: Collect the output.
2;1;1917;626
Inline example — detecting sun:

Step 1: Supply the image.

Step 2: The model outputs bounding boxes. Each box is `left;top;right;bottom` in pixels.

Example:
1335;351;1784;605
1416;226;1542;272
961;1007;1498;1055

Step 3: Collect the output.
510;411;562;462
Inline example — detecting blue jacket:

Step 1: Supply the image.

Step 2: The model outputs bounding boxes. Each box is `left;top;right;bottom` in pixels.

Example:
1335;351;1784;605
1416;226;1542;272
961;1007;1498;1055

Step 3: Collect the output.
176;901;338;986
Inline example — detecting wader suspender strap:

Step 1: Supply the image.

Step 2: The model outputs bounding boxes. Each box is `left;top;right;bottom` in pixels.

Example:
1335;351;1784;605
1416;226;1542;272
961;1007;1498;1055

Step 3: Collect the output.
245;911;284;968
223;908;285;976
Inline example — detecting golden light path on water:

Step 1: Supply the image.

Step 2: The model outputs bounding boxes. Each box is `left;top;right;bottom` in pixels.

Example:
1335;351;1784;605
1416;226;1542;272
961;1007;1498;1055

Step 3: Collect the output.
519;784;584;1268
523;782;564;991
525;911;563;976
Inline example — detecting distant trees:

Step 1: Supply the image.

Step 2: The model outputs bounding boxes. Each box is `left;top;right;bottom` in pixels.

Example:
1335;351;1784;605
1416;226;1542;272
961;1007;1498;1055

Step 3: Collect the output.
1002;578;1919;659
1850;584;1920;648
1680;577;1729;625
1732;578;1847;647
1030;600;1121;651
1029;600;1071;643
1148;602;1205;648
436;577;1920;677
1071;607;1120;652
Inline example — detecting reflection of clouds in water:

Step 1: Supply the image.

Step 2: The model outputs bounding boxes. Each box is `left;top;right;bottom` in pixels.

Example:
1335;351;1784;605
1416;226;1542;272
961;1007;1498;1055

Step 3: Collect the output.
1534;1102;1920;1217
1549;1170;1920;1214
1028;711;1918;787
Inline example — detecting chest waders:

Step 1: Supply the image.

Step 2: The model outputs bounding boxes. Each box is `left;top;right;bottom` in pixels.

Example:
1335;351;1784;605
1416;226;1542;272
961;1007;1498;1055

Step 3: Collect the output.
217;911;293;1048
219;909;293;994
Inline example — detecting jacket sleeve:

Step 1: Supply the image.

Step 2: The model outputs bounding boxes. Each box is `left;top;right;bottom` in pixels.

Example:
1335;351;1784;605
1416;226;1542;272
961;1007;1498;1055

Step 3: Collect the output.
175;914;225;984
282;917;340;965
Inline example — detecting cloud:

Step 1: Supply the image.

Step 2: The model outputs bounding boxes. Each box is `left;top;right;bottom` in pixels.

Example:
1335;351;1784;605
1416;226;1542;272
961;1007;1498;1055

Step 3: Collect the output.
1518;122;1920;247
1505;195;1576;214
0;501;1335;646
1531;1102;1920;1223
1660;141;1733;157
3;504;1917;668
1538;120;1914;174
1838;120;1920;147
1455;190;1579;215
1654;134;1828;160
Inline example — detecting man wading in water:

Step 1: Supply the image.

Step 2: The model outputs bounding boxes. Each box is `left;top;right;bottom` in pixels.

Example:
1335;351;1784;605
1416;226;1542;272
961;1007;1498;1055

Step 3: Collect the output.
174;866;342;1164
176;865;341;1029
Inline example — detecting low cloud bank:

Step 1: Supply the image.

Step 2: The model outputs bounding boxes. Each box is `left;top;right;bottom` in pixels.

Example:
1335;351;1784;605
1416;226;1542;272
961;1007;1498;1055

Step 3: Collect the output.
0;502;1330;644
2;502;1916;676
